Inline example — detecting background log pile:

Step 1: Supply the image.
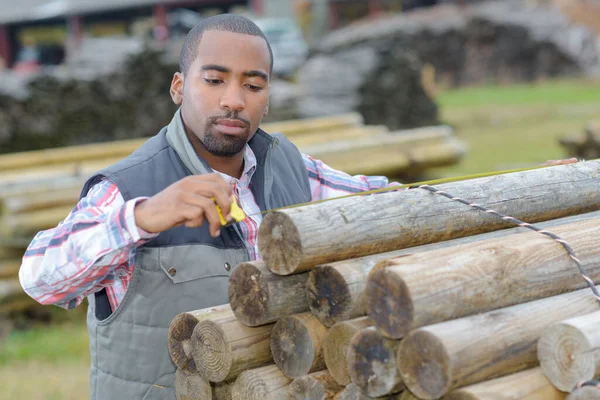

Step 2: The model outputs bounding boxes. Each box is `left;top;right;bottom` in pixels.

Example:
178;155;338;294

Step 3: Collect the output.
0;112;465;324
167;160;600;399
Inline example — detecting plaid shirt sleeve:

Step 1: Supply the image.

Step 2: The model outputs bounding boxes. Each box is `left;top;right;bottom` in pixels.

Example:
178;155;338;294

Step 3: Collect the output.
302;153;401;200
18;179;157;310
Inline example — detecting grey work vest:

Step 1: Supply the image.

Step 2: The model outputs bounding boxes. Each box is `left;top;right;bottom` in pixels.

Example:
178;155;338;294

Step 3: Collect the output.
81;127;311;400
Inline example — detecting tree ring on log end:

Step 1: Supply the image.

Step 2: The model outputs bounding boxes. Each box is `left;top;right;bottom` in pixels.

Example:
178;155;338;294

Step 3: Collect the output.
228;262;270;327
258;212;303;275
307;265;351;327
538;322;595;392
398;329;451;400
191;320;232;382
271;316;315;378
365;268;413;339
168;313;200;371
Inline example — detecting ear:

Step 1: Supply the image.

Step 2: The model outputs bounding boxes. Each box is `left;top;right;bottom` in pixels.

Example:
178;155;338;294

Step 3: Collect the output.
170;72;184;105
263;104;269;117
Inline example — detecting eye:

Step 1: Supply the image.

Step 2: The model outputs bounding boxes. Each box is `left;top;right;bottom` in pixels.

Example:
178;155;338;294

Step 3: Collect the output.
246;84;263;92
204;78;222;85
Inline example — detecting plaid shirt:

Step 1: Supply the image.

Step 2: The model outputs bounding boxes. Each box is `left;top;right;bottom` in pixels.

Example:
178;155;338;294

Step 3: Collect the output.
19;146;397;311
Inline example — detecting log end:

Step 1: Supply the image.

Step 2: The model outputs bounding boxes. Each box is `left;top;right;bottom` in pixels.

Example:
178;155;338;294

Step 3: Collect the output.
229;262;270;327
307;265;353;327
191;320;232;383
271;315;316;378
288;375;325;400
538;322;595;392
257;211;303;275
398;328;452;400
347;326;404;398
323;323;357;386
365;268;413;339
174;368;212;400
169;313;200;371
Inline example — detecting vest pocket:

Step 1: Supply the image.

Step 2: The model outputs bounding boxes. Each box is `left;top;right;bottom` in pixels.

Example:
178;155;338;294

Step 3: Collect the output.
155;245;248;284
142;372;176;400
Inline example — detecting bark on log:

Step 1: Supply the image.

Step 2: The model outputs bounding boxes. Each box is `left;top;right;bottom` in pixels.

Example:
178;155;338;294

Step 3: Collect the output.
258;160;600;276
333;384;403;400
270;312;328;378
538;310;600;392
397;287;600;400
230;364;292;400
367;216;600;339
306;210;600;328
175;368;212;400
323;317;373;385
445;367;565;400
168;304;232;372
288;370;343;400
190;311;273;382
228;261;308;327
213;381;234;400
566;385;600;400
347;327;404;398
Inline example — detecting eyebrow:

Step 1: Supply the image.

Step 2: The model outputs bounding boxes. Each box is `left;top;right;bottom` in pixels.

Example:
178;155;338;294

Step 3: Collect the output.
201;64;269;81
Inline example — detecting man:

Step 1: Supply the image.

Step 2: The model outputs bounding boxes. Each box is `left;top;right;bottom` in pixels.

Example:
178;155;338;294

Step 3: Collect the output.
19;14;396;400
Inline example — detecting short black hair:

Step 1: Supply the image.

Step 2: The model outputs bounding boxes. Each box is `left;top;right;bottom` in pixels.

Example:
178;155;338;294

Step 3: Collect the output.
179;14;273;77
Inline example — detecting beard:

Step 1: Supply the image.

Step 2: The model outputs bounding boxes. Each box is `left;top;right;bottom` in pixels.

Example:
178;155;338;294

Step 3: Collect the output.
201;113;252;157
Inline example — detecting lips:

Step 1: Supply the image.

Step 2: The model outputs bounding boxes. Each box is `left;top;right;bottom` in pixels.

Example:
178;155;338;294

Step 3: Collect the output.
214;119;248;135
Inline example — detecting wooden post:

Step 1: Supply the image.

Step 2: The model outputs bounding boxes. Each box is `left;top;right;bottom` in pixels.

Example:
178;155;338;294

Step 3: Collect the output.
270;312;328;378
445;368;565;400
397;286;600;400
288;370;343;400
258;160;600;276
230;364;292;400
323;317;373;385
538;310;600;392
566;385;600;400
228;261;309;327
333;384;403;399
168;304;231;371
213;381;234;400
190;311;273;382
347;327;404;398
366;216;600;339
175;368;212;400
305;210;600;328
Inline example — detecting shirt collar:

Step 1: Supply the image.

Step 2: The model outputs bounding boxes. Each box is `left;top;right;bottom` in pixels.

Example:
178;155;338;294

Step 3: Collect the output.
212;144;257;184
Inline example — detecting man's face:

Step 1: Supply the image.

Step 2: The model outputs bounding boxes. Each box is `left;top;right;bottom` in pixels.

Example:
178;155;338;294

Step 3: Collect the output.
171;30;270;157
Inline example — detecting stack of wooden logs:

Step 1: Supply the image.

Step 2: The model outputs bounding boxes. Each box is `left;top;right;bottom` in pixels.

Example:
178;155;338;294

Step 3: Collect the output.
0;112;465;320
168;160;600;399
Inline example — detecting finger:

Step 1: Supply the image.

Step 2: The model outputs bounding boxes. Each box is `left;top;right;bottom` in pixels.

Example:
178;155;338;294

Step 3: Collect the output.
188;179;233;220
179;195;221;236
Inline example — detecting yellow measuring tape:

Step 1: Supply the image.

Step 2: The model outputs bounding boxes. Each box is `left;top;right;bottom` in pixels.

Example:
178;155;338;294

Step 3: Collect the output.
215;163;551;225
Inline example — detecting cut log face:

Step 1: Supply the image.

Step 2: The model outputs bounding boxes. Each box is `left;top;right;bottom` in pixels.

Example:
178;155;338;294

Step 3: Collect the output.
288;370;343;400
347;326;404;398
366;216;600;339
324;317;374;386
333;384;403;400
397;287;600;400
566;385;600;400
230;364;292;400
258;161;600;276
175;368;212;400
444;367;565;400
191;313;273;382
213;381;234;400
228;261;309;327
270;312;328;378
538;310;600;392
168;304;231;372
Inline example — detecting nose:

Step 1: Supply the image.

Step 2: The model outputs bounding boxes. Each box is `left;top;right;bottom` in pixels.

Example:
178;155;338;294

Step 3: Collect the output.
220;83;245;112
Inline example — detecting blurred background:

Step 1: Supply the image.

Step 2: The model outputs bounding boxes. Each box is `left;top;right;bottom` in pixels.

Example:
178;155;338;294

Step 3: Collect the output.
0;0;599;398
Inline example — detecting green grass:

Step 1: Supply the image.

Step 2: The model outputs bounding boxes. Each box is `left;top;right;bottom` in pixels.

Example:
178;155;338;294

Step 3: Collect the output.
0;322;89;365
430;78;600;177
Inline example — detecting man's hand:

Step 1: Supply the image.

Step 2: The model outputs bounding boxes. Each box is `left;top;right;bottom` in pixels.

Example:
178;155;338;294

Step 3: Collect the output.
134;174;232;237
